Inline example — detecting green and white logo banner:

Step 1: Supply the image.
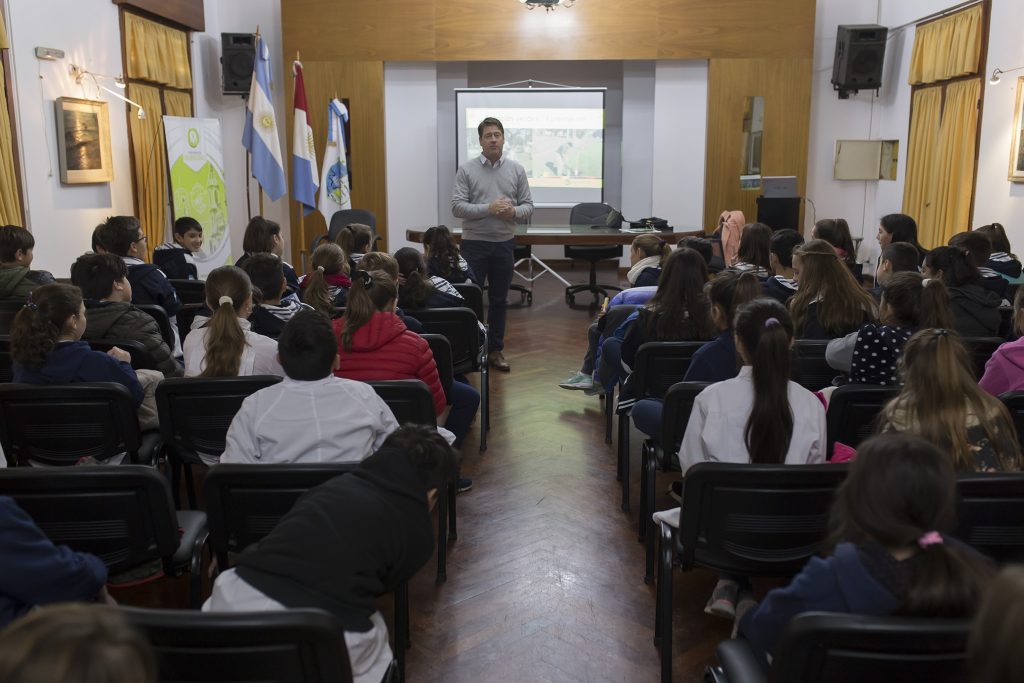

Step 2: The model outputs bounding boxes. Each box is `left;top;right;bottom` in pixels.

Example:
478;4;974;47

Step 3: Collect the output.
164;116;230;275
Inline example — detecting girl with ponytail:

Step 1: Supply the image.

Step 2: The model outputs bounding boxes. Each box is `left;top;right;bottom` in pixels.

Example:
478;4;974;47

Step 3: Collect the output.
626;234;671;287
826;272;954;385
394;247;464;310
880;328;1020;472
813;218;859;276
334;223;374;273
423;225;477;284
789;239;877;339
334;269;480;451
300;243;351;316
739;433;993;665
673;298;826;618
923;246;1001;337
183;265;282;378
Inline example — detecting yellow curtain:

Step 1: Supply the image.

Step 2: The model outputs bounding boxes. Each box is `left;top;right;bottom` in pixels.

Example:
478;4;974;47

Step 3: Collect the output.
931;78;981;247
909;4;983;85
0;18;21;225
124;13;192;89
127;84;168;259
902;87;942;246
163;90;192;118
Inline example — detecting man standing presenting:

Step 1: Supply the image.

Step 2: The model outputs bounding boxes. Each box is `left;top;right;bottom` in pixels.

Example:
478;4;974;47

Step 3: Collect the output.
452;117;533;372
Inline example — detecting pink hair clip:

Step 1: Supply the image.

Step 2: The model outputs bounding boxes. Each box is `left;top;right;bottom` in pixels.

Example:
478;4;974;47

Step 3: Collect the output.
917;530;943;548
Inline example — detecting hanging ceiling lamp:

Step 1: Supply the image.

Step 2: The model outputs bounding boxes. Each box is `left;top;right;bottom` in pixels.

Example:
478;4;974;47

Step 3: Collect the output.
520;0;576;11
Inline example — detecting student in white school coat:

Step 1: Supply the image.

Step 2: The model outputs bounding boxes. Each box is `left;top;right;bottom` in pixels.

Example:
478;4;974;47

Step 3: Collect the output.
221;310;398;465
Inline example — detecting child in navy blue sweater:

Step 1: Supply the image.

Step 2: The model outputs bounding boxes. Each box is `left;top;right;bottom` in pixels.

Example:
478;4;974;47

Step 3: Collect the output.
738;433;992;668
153;216;202;280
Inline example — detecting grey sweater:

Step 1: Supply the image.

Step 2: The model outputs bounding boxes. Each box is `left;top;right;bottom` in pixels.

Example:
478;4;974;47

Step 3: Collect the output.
451;156;534;242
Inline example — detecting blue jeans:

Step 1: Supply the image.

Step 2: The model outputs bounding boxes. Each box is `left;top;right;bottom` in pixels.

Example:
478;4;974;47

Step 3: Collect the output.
631;398;663;439
460;239;515;352
444;380;480;449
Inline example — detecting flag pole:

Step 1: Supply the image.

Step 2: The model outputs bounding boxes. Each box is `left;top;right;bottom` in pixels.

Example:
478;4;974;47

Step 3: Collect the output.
295;51;306;270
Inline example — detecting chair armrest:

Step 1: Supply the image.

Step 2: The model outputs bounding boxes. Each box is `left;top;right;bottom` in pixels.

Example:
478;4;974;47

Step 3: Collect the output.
716;638;767;683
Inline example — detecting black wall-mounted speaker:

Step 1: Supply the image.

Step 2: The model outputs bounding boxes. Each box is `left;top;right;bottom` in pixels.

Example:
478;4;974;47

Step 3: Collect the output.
220;33;255;96
832;24;888;99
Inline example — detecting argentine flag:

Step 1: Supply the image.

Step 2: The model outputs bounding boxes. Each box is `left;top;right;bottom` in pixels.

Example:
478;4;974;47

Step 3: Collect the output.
318;99;352;222
291;60;318;215
242;34;286;202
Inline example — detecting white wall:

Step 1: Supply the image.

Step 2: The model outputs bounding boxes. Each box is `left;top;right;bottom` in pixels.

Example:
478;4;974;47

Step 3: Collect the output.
3;0;288;276
651;61;707;232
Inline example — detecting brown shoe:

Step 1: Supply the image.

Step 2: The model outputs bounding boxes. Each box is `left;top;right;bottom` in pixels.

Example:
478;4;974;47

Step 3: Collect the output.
488;350;510;372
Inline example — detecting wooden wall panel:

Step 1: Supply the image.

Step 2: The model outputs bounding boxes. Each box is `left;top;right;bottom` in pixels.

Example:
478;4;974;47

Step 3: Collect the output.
703;58;813;231
285;61;388;266
112;0;204;31
281;0;436;61
657;0;814;59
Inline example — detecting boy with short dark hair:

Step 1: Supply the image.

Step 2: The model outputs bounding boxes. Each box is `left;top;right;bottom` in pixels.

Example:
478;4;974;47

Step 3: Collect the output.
240;253;311;340
153;217;202;280
0;225;54;303
220;310;398;465
762;229;804;304
96;216;182;317
70;253;183;378
870;242;921;300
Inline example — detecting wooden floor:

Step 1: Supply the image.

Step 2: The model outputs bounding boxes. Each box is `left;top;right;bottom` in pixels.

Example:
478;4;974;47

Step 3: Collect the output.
112;268;733;682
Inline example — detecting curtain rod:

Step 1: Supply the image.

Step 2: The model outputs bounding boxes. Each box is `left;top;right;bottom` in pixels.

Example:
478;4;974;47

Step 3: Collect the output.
890;0;982;34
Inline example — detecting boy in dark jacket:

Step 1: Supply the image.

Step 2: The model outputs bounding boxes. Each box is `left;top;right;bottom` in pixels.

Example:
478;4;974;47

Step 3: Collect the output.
153;216;202;280
0;225;54;304
241;253;311;340
71;253;183;377
204;424;459;683
762;229;803;304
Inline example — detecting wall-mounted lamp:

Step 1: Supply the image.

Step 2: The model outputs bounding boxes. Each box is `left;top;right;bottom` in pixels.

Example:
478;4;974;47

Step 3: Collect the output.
70;64;145;119
989;66;1024;85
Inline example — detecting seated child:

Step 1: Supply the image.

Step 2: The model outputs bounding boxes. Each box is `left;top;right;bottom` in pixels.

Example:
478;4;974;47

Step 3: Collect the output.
242;254;311;340
423;225;477;285
870;241;921;300
923;246;1001;337
357;252;424;333
738;433;993;668
625;234;671;287
976;222;1022;279
812;217;861;280
95;216;181;317
789;239;877;339
236;216;300;297
335;222;375;273
950;230;1007;299
182;265;283;378
71;253;182;378
153;216;202;280
761;229;803;304
221;311;398;465
727;222;772;278
969;565;1024;682
981;286;1024;396
394;247;464;310
677;236;713;269
0;225;54;304
300;243;351;315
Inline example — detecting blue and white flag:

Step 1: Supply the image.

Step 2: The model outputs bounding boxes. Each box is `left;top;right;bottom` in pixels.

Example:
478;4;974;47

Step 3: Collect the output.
318;99;351;221
242;34;286;202
291;60;318;215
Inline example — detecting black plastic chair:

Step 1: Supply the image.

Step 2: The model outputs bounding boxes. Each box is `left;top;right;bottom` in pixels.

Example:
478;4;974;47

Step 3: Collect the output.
421;333;454;404
136;303;177;349
0;335;13;383
510;243;534;305
404;307;488;452
791;340;836;390
122;606;354;683
176;303;205;343
709;612;970;683
86;338;161;372
618;341;705;511
168;279;206;306
156;376;282;508
656;463;848;683
0;382;159;466
956;472;1024;564
0;300;23;334
639;381;709;582
565;202;623;307
999;391;1024;451
0;466;208;607
962;336;1004;379
824;384;898;460
326;208;377;243
452;282;484;322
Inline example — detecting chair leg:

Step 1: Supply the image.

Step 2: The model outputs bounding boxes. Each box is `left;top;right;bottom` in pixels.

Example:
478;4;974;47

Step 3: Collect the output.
619;411;631;512
605;388;614;446
447;478;458;540
189;529;209;609
436;482;448;583
657;523;674;683
479;366;489;453
639;442;654;543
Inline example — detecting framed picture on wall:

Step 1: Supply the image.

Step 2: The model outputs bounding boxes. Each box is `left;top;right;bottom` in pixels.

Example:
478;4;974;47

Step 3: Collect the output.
1011;77;1024;183
55;97;113;184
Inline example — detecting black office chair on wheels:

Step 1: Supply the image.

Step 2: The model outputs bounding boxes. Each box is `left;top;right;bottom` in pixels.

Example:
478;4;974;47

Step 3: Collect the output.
510;244;534;305
565;202;623;307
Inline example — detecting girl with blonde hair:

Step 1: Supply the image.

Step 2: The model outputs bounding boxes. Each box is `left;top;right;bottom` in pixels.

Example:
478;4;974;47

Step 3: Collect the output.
788;239;877;339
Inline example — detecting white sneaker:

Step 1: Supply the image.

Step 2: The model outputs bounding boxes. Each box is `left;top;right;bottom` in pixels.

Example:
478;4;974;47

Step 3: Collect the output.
559;371;594;390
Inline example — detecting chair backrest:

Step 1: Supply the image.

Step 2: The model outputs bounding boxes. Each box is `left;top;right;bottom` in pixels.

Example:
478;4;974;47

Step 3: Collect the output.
368;379;436;427
86;338;160;372
569;202;620;228
601;304;639;338
204;463;357;569
176;303;205;342
0;301;23;335
677;462;847;576
421;333;454;403
0;466;180;574
633;342;706;401
825;384;899;459
0;335;12;383
452;282;484;321
768;612;969;683
156;376;282;463
135;303;177;348
659;382;709;465
168;279;206;305
122;606;353;683
404;307;481;375
1000;391;1024;451
962;336;1004;380
791;340;836;391
956;472;1024;564
327;209;377;243
0;382;142;465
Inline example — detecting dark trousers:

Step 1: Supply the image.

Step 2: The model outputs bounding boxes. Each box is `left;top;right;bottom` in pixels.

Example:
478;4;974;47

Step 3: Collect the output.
460;238;515;353
444;379;480;449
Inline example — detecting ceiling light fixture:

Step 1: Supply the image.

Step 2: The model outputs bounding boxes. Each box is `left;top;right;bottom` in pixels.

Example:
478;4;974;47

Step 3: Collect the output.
519;0;576;11
70;64;145;119
989;66;1024;86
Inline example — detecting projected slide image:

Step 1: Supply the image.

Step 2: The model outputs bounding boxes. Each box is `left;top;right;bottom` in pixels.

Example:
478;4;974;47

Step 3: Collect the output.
466;108;603;190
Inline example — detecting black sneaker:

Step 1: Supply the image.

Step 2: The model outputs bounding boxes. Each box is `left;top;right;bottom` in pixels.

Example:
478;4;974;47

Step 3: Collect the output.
457;477;473;493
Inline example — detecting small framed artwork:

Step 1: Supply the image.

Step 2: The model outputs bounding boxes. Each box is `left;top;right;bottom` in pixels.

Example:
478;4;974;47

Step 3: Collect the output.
1011;76;1024;183
55;97;113;184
